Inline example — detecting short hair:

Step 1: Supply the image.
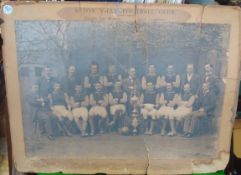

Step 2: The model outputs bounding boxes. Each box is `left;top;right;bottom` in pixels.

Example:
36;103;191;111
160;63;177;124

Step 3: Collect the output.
68;65;76;69
166;83;172;87
205;63;213;68
186;64;193;67
184;83;190;88
91;61;99;67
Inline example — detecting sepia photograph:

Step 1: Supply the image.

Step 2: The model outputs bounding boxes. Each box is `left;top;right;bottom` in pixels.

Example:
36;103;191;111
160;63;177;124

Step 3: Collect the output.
2;3;240;174
15;20;229;158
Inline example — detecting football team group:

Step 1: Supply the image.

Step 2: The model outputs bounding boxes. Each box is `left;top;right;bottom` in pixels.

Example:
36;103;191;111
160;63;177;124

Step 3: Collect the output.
27;62;219;140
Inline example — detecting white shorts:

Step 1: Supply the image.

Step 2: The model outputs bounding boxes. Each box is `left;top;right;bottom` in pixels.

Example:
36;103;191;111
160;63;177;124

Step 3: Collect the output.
173;106;192;120
72;107;89;121
157;106;175;119
52;105;73;120
141;104;157;119
89;106;107;118
110;104;126;115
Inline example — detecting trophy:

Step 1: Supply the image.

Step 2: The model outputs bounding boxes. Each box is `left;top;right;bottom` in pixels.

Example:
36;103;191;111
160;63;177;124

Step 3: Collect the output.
130;87;140;135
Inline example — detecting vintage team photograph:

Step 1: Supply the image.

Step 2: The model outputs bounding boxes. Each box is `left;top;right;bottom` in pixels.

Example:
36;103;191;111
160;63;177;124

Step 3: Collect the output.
15;20;230;159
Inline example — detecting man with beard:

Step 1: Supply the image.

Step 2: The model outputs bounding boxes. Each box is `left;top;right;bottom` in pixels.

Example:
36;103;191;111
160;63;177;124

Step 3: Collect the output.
84;62;104;92
103;64;122;92
27;84;54;140
70;84;89;137
89;83;109;136
48;82;73;136
140;82;159;135
108;81;127;132
183;82;216;138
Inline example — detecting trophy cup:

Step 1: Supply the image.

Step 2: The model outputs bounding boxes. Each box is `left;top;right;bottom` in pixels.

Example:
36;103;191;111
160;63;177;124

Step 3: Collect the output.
130;87;140;135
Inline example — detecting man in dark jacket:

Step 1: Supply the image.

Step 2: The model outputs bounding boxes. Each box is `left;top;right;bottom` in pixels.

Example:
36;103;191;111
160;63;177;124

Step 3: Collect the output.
183;82;216;137
38;66;56;99
180;64;200;94
27;84;54;140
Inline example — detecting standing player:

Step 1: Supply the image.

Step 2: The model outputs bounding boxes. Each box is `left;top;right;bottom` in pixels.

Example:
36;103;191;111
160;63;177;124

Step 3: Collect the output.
141;65;159;91
103;64;122;92
84;62;104;91
161;64;180;92
157;83;179;136
140;82;159;135
48;82;73;136
89;83;109;136
70;84;89;137
108;81;127;132
62;65;79;97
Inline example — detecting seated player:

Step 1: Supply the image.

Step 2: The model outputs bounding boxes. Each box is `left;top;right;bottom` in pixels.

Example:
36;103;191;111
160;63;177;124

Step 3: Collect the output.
89;83;109;136
108;81;127;132
103;64;122;92
157;83;178;136
70;84;89;137
183;82;216;137
48;82;73;136
173;83;195;134
140;82;159;135
27;84;54;140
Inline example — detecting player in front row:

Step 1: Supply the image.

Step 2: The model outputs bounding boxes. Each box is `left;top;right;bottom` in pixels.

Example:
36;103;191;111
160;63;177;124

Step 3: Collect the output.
172;83;195;135
108;81;128;132
48;82;73;136
89;83;109;136
70;84;89;137
157;83;179;136
140;82;159;135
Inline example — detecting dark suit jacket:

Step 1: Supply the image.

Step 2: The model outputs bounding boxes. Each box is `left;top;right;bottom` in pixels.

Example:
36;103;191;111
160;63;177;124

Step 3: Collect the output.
181;73;200;94
194;90;217;116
